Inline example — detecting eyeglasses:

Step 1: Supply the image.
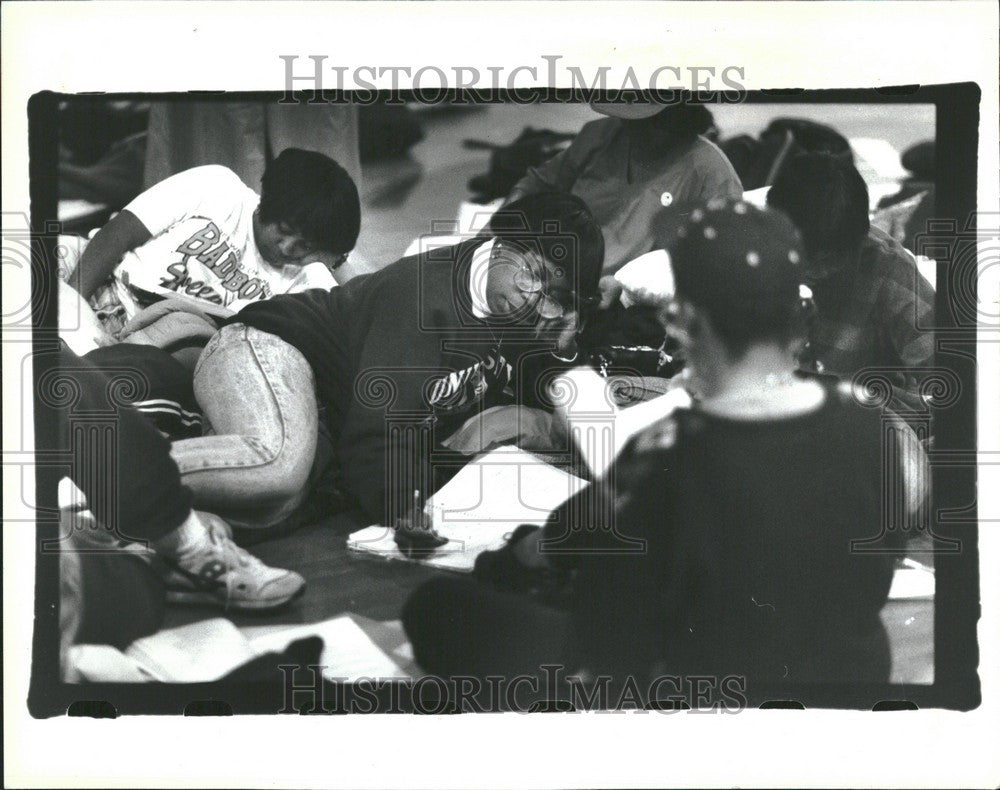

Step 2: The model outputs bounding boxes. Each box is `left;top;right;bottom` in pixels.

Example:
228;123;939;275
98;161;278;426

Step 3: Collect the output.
513;262;567;320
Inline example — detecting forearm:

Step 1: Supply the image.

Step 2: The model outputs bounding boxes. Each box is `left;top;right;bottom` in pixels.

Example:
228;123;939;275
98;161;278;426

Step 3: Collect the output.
506;168;553;205
72;210;151;299
342;417;436;525
506;150;571;205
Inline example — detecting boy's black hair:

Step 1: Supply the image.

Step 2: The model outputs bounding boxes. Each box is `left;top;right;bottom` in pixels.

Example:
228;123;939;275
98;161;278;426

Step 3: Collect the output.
636;101;715;147
486;191;605;303
668;200;806;359
678;280;804;360
258;148;361;254
766;152;870;259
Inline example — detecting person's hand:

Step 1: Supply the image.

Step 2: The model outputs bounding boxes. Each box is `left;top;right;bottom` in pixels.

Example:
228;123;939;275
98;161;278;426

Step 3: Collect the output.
596;275;623;311
393;490;448;558
473;525;566;596
302;250;348;275
536;309;581;359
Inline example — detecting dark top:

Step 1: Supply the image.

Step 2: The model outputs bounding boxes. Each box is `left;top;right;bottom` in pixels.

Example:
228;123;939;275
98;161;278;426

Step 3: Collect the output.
545;382;902;684
807;227;935;418
231;239;570;524
513;119;743;274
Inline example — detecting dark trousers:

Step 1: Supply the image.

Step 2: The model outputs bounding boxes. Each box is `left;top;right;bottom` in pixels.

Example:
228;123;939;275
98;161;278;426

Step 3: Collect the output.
46;348;193;646
52;347;193;541
402;576;575;687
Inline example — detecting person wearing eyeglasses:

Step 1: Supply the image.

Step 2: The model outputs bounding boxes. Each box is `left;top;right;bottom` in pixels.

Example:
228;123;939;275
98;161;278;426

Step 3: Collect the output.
166;191;605;537
402;200;925;698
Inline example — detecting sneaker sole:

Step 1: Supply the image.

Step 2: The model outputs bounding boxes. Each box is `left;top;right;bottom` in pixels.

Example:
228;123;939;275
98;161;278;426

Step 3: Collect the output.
165;583;306;612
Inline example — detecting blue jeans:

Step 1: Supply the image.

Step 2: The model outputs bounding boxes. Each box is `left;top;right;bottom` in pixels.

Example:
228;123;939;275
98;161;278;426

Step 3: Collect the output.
170;324;320;530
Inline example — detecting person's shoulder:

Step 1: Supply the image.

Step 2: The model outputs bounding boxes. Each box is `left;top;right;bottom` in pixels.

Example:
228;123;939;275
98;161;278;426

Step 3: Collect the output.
863;226;915;270
175;164;246;189
348;244;442;300
574;117;623;147
861;226;932;297
157;164;254;204
402;237;481;271
687;135;740;171
629;411;684;456
825;377;886;430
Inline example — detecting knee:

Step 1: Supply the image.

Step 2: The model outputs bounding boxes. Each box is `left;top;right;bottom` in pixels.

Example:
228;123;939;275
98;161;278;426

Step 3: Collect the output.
249;440;313;503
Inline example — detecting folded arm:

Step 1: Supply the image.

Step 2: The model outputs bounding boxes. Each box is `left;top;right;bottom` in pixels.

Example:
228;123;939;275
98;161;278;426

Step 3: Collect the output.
70;209;151;299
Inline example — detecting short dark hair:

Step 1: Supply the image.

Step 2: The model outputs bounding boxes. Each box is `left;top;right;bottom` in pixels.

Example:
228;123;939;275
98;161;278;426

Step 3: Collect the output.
487;191;605;301
678;279;802;359
258;148;361;254
767;152;870;258
632;101;714;146
669;201;805;359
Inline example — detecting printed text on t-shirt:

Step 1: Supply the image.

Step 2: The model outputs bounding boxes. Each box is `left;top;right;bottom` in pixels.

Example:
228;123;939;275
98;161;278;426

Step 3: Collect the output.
158;220;273;304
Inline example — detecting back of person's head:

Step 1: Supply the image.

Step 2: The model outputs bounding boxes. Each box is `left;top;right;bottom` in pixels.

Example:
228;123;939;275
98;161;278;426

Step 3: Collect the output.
487;191;605;301
766;152;870;259
667;198;806;358
593;92;708;148
258;148;361;255
648;101;714;145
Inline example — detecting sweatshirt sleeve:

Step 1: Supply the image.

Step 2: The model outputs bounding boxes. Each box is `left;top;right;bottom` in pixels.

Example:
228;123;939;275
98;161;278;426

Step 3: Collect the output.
336;277;449;525
694;139;744;201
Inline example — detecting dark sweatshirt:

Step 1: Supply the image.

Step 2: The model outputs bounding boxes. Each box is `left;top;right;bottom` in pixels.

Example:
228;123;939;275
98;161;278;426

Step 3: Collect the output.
557;382;902;682
404;382;904;686
232;239;570;524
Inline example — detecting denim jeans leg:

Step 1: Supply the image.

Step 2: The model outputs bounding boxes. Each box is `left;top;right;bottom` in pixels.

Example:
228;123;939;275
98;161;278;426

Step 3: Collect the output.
169;323;319;530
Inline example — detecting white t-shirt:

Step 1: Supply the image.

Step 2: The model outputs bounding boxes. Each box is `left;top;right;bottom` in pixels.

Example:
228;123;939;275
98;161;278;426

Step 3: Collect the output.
468;238;495;319
112;164;335;318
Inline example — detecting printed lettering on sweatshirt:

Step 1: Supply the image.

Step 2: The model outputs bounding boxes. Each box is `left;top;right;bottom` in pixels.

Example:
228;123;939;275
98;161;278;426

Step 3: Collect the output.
428;349;515;413
118;217;274;307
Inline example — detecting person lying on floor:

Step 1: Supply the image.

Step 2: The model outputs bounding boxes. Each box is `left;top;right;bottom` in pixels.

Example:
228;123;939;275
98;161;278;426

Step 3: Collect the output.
63;147;361;342
49;347;305;678
167;191;606;537
766;152;935;421
402;200;926;697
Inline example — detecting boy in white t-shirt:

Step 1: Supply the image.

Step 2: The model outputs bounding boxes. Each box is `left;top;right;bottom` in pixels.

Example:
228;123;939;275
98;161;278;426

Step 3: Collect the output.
68;148;361;336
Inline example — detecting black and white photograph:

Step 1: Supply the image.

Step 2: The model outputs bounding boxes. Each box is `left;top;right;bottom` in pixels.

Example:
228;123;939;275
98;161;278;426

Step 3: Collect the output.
3;2;998;788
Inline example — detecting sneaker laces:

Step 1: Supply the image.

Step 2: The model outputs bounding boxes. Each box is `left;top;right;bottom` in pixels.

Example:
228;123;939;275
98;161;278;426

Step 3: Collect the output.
205;521;261;571
188;513;285;609
200;523;252;611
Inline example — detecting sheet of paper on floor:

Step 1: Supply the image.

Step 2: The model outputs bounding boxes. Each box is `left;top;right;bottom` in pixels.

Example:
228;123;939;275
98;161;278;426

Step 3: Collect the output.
124;618;257;682
554;366;692;478
243;614;410;679
68;615;412;683
348;445;587;571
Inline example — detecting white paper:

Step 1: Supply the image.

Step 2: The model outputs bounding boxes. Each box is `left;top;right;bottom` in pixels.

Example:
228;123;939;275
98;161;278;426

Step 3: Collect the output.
553;366;692;478
244;615;409;680
124;618;257;683
348;446;587;571
614;248;674;308
888;563;936;601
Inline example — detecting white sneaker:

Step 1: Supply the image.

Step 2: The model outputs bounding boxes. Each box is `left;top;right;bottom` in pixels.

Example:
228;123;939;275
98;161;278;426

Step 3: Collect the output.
162;512;306;611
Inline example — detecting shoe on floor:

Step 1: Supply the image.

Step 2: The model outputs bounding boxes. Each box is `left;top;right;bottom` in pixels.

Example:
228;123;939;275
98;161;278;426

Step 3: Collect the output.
161;512;305;611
